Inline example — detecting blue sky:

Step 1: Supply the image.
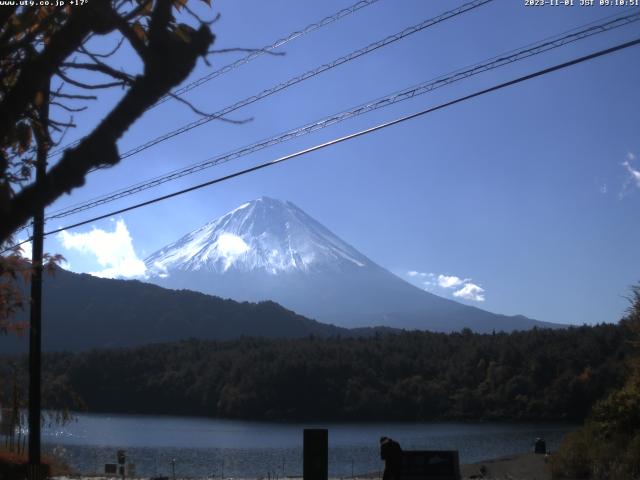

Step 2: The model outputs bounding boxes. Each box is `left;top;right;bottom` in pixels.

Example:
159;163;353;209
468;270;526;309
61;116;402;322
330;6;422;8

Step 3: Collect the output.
22;0;640;326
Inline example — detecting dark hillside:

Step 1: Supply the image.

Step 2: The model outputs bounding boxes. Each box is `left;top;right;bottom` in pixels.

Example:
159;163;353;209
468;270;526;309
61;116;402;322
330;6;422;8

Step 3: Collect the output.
0;268;347;353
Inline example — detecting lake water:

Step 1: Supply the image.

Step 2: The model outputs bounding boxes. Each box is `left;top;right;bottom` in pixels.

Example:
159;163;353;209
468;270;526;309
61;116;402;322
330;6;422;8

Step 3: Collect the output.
37;413;575;477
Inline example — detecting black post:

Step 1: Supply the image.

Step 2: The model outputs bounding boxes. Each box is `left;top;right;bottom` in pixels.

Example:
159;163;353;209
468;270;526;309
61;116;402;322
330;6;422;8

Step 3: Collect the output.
303;429;328;480
28;81;49;477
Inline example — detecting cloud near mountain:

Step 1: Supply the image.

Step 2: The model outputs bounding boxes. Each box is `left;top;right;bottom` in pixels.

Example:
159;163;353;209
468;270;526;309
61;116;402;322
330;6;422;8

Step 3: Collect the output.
53;197;559;332
405;270;485;302
58;219;146;278
142;197;558;332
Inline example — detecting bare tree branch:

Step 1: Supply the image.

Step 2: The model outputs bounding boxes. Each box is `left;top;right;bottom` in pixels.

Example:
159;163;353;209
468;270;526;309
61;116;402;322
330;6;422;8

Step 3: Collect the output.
0;0;117;145
182;3;219;26
60;62;135;84
79;37;125;59
166;91;253;124
113;16;148;58
50;119;77;129
52;92;98;101
56;70;127;90
50;102;88;113
0;0;215;242
50;120;74;148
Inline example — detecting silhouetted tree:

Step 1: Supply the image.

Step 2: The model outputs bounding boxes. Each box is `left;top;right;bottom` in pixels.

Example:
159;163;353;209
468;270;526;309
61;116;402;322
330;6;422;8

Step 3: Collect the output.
0;0;217;328
552;284;640;479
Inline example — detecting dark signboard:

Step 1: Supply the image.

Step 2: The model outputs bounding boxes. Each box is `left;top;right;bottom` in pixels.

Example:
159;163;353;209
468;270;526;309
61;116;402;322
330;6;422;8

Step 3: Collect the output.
399;450;460;480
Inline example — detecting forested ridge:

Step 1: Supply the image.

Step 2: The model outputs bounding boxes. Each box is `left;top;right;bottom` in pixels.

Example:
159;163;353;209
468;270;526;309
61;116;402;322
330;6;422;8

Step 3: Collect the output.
0;323;633;421
0;268;352;354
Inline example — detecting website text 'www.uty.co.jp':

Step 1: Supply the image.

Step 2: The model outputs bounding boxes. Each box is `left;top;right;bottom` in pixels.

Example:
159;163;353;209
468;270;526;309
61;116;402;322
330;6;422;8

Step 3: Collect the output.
0;0;88;6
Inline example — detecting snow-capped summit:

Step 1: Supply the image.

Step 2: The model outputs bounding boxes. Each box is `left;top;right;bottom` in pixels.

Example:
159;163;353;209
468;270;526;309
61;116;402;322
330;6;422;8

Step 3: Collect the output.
143;197;556;332
145;197;371;277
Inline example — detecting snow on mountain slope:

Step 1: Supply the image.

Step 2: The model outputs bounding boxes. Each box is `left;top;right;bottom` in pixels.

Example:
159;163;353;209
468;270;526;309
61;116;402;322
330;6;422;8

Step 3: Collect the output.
145;197;371;277
143;197;560;332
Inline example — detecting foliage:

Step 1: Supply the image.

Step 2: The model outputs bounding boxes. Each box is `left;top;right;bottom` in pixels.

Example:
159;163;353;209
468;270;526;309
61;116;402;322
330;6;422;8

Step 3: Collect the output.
0;445;72;477
0;253;64;335
552;285;640;479
0;0;216;330
0;360;27;458
0;254;30;335
1;322;633;421
552;419;640;479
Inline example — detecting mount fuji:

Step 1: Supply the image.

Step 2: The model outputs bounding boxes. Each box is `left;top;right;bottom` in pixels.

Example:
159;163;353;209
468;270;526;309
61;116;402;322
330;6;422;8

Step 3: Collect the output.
144;197;560;332
146;197;371;276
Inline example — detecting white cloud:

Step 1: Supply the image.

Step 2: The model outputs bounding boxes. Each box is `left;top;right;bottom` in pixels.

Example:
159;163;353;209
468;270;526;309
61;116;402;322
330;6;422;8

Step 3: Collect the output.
405;270;485;301
18;240;32;260
437;274;468;289
453;282;485;302
152;261;169;279
16;239;70;269
407;270;430;277
58;219;146;279
216;233;250;271
217;233;249;257
58;259;72;270
619;152;640;199
623;159;640;188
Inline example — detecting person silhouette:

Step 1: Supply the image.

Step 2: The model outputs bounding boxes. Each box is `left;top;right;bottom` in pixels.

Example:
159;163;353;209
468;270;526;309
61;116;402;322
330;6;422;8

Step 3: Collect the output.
380;436;402;480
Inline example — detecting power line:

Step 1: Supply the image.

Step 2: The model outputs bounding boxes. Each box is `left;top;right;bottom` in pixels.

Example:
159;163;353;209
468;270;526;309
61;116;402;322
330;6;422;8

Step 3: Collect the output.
154;0;383;107
5;36;636;254
96;0;494;163
47;0;383;159
44;10;640;221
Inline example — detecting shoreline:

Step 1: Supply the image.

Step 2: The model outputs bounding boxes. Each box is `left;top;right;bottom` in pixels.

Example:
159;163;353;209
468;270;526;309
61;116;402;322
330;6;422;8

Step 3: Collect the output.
50;452;552;480
460;451;551;480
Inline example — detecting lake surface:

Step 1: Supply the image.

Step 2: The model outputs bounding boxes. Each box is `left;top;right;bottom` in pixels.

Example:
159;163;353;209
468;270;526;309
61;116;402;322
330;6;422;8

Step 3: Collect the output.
37;413;575;477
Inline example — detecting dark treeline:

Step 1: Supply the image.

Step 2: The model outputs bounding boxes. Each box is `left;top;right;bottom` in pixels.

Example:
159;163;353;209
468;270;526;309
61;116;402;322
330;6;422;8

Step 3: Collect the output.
0;323;634;421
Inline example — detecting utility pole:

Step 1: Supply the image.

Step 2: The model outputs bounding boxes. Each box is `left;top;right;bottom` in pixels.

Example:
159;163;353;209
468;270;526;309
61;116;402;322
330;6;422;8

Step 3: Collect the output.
28;80;49;480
